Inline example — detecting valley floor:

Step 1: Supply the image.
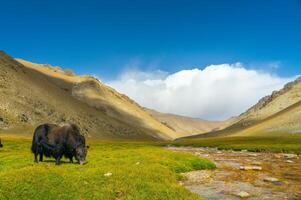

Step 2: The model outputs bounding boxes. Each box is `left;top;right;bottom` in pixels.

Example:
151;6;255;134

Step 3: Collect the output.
0;136;214;200
1;134;301;199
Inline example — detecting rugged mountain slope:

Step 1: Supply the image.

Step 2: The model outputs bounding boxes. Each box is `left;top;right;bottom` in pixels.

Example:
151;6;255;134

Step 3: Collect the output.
0;51;179;140
145;108;232;137
180;76;301;139
233;100;301;136
234;76;301;128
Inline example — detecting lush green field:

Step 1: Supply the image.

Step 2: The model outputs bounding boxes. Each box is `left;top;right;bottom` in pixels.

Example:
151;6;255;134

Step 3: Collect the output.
174;135;301;154
0;136;215;200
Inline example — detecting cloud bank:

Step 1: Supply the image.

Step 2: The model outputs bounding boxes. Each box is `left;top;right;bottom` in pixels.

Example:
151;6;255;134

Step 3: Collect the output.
108;63;294;120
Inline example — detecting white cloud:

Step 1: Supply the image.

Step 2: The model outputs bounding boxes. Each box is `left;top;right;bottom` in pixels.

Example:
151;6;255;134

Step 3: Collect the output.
108;63;294;120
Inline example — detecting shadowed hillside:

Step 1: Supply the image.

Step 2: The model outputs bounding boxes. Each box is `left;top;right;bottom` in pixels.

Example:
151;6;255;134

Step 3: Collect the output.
0;51;181;140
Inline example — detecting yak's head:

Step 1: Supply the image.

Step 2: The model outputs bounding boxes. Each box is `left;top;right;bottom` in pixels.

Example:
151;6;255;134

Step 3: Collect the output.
75;145;89;165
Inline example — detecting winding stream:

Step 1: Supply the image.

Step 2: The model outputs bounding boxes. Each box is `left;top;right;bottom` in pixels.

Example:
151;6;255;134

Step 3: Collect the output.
167;146;301;200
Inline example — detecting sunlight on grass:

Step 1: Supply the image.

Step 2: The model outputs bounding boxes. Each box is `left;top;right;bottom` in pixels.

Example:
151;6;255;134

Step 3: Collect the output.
0;137;215;200
174;135;301;154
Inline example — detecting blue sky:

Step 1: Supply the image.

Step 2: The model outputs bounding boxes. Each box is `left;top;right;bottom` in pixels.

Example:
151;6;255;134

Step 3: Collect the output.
1;0;301;119
1;0;301;81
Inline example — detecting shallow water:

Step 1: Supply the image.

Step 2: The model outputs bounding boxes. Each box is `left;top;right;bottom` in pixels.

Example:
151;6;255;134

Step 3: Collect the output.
167;146;301;200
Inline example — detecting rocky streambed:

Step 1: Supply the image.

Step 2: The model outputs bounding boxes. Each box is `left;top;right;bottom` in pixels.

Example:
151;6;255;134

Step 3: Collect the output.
167;146;301;200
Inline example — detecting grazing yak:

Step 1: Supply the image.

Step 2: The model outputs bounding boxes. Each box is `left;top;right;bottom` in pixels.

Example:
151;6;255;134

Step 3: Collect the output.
31;123;89;165
0;138;3;148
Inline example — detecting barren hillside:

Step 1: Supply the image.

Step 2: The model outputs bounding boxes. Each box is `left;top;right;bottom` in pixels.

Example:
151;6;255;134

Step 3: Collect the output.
233;100;301;136
234;76;301;127
179;76;301;139
0;51;180;140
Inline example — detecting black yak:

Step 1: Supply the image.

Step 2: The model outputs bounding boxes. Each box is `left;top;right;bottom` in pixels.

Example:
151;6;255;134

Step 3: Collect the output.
31;123;89;165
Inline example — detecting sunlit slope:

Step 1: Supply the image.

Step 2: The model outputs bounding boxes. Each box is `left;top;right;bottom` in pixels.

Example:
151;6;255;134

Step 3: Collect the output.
233;100;301;136
177;76;301;139
145;108;232;137
234;76;301;127
0;50;178;140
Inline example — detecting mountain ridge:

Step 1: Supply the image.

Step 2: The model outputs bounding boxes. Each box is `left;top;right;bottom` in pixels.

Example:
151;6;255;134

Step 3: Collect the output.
178;75;301;139
0;51;181;140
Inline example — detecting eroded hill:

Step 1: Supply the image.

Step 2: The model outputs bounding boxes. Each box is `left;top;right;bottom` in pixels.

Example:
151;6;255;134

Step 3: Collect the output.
0;51;180;140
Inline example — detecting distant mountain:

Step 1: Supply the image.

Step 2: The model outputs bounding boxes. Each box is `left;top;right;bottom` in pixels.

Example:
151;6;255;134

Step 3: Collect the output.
145;108;233;137
180;75;301;139
234;76;301;127
0;51;181;140
233;100;301;136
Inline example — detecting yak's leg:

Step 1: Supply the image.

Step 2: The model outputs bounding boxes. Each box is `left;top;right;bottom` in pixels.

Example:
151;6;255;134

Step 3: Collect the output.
39;152;43;162
55;151;63;165
69;156;73;163
55;156;61;165
34;152;39;163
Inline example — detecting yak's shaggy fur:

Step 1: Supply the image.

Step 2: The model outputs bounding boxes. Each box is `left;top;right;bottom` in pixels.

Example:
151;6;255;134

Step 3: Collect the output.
31;123;89;165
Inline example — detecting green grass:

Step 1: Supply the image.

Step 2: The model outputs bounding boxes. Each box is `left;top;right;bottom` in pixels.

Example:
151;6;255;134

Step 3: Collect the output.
174;135;301;154
0;137;215;200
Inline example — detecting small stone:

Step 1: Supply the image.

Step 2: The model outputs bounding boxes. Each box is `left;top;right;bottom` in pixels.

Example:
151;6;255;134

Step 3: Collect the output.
283;154;297;159
252;161;262;165
235;191;250;198
274;154;282;159
240;166;262;171
135;162;140;165
253;166;262;170
264;177;279;182
104;172;112;177
286;160;294;163
241;149;248;152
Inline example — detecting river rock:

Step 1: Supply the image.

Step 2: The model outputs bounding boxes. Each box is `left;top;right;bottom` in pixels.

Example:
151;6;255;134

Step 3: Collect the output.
283;154;297;159
235;191;250;198
240;166;262;171
264;177;279;182
251;161;262;166
274;154;282;159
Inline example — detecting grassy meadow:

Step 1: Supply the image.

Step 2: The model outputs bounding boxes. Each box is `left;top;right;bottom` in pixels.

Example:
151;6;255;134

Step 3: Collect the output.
174;134;301;154
0;135;215;200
